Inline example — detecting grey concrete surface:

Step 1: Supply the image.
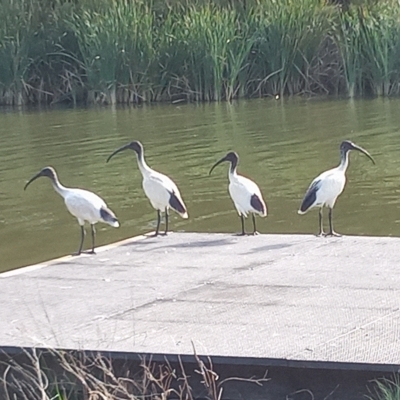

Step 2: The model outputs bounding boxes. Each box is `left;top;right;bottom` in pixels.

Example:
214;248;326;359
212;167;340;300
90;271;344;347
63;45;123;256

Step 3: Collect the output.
1;233;400;370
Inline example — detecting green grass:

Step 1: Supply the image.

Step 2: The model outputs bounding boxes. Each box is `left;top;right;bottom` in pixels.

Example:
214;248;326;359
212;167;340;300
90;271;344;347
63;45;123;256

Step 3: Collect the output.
368;376;400;400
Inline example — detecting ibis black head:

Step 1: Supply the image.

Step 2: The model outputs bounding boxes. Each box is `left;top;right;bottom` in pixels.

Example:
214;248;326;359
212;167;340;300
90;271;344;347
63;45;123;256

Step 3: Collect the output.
24;166;57;190
209;151;239;175
107;141;143;163
340;140;375;164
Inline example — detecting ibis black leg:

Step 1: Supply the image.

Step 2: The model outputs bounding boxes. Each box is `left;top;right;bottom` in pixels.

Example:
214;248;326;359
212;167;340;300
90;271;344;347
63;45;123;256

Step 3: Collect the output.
89;224;96;254
317;208;325;237
252;214;259;235
73;225;85;256
164;208;169;235
325;208;341;237
239;215;246;236
154;210;161;237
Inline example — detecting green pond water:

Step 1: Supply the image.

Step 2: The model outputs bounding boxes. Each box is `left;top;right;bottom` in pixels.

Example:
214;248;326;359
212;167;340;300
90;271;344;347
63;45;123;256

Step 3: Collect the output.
1;98;400;272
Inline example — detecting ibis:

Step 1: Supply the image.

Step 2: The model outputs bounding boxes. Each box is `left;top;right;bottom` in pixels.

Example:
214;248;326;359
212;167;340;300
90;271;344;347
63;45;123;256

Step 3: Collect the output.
298;140;375;236
24;166;119;255
106;141;188;236
209;151;267;235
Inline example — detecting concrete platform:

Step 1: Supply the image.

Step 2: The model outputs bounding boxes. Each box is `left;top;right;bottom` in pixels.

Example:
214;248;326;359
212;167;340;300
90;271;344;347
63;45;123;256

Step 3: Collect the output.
1;233;400;372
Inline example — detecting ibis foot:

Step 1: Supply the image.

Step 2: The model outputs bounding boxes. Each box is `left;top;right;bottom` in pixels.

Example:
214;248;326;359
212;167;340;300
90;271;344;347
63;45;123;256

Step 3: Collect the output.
316;232;325;237
72;252;82;257
236;232;246;237
324;231;342;237
83;250;96;255
251;231;260;236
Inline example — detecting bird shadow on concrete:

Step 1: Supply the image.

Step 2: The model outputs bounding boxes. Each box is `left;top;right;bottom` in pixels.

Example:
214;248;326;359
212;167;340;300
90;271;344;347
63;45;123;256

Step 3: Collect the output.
238;242;294;255
121;236;237;250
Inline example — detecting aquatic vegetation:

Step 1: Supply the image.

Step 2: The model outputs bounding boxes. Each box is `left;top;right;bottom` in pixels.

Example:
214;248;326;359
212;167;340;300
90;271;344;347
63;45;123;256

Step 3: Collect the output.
168;4;255;101
248;0;333;97
358;4;400;96
1;0;400;104
334;2;400;97
0;0;44;105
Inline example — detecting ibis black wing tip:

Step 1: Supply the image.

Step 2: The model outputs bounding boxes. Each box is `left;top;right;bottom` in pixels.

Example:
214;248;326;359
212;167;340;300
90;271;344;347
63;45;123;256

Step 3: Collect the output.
100;207;119;227
298;203;310;214
299;192;316;214
169;192;187;216
250;194;266;215
299;180;321;214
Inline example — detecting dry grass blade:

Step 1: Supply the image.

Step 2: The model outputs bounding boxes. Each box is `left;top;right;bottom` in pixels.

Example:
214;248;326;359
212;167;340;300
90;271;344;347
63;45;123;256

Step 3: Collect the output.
0;344;272;400
286;388;315;400
191;340;269;400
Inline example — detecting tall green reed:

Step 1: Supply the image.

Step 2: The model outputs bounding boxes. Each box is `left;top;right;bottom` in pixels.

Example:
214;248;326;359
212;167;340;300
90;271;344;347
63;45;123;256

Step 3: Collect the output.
115;1;157;102
334;1;400;98
156;2;258;101
358;4;400;96
65;0;157;104
66;0;122;104
334;9;361;97
0;0;42;104
0;0;78;105
175;5;239;101
248;0;333;97
1;0;400;104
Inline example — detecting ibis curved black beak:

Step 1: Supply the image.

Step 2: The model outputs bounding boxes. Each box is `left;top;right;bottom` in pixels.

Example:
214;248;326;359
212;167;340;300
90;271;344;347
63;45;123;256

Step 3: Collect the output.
106;143;131;163
353;144;375;165
209;156;228;175
24;172;42;191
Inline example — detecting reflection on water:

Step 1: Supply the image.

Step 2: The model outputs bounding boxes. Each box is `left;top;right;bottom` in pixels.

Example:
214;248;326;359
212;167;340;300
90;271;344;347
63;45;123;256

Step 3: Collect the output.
1;98;400;272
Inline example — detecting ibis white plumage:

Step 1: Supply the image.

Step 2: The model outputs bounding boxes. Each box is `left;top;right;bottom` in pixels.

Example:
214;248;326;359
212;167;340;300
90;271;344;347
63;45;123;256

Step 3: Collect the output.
298;140;375;236
24;166;119;255
106;141;188;236
209;152;267;235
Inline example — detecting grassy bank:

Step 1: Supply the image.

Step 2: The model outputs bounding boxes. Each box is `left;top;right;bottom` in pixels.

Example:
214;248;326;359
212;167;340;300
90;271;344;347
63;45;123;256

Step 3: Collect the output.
1;0;400;105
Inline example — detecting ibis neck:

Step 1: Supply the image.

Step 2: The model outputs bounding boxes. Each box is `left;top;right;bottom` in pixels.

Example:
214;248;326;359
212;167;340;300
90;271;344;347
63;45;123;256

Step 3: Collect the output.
228;160;238;179
50;175;69;197
135;149;151;175
338;149;350;172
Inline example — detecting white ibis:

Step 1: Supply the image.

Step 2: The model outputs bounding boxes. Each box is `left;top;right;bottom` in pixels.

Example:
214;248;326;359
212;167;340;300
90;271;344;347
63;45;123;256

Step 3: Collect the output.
106;141;188;236
209;152;267;235
298;140;375;236
24;166;119;255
